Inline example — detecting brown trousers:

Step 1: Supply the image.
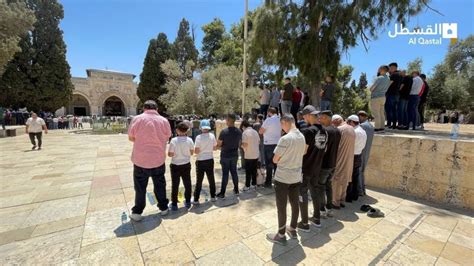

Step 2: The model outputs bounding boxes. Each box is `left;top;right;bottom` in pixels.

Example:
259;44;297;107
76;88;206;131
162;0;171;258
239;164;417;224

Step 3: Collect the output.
332;178;347;207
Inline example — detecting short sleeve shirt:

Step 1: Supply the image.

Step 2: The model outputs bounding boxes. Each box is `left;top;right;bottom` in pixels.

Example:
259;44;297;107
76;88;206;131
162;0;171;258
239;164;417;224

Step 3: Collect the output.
218;126;242;158
169;136;194;165
26;118;45;133
195;133;217;161
242;128;260;159
301;124;328;176
274;128;306;184
387;72;402;96
261;115;281;145
371;75;391;99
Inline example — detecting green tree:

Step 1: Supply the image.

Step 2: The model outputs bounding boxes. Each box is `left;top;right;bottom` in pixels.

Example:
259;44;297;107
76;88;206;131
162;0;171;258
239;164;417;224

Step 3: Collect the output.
0;0;35;74
406;57;423;73
251;0;428;105
137;33;171;110
200;18;225;68
0;0;73;112
172;18;198;76
428;35;473;112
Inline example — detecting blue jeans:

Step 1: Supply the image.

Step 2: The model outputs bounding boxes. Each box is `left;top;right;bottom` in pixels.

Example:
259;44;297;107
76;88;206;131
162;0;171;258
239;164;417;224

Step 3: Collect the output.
132;164;169;214
320;100;331;111
220;157;239;194
281;101;292;114
398;99;408;126
408;95;420;129
264;144;277;185
385;95;399;127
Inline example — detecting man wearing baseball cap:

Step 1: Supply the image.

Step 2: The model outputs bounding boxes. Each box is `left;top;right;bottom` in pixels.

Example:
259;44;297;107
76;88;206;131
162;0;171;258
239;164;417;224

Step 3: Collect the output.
297;105;328;231
193;119;218;203
346;115;367;202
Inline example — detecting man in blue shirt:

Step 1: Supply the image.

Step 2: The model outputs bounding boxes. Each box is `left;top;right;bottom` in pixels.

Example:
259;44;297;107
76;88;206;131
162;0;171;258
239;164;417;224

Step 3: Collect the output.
369;65;391;132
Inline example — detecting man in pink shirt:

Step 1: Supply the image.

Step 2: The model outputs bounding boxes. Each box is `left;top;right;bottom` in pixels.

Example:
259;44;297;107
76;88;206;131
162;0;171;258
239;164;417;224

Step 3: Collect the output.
128;100;172;221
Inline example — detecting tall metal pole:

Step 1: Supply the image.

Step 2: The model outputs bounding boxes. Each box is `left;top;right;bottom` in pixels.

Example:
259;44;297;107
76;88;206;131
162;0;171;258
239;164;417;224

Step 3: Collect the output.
241;0;248;115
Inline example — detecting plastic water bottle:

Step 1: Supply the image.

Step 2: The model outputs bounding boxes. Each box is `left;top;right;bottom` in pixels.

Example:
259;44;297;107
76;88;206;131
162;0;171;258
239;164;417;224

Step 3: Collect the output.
202;189;209;202
121;212;127;224
178;189;184;203
147;192;156;205
450;123;459;140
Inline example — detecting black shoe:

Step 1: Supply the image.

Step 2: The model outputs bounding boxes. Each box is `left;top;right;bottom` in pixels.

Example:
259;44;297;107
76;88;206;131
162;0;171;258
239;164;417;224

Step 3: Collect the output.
32;145;36;150
297;222;310;232
333;205;341;210
37;147;41;150
264;183;272;188
216;192;225;199
309;217;322;228
340;203;346;208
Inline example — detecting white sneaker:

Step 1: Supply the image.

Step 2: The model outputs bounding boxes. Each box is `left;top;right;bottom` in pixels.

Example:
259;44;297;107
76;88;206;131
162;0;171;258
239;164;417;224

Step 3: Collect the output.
242;186;250;192
250;185;257;190
210;197;217;202
129;213;143;222
160;209;169;216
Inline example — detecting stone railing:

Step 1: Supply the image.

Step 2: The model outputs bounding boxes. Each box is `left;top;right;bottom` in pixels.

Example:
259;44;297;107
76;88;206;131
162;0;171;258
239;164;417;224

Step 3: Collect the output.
366;134;473;209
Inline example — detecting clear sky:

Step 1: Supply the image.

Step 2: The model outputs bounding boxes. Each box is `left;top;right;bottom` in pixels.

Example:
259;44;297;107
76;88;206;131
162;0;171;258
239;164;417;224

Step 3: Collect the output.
60;0;474;84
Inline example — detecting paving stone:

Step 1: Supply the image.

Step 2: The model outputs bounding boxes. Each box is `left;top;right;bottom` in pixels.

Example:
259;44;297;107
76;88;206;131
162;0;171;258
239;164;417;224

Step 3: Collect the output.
415;221;452;243
404;231;445;257
196;242;264;265
389;244;437;265
132;215;172;253
78;237;143;265
23;195;88;226
0;226;35;246
439;242;474;265
242;229;301;262
185;225;242;258
142;241;195;265
31;215;86;237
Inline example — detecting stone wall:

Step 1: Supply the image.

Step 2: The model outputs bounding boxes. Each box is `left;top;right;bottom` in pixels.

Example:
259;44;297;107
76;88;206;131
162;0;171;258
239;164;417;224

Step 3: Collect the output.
366;135;473;209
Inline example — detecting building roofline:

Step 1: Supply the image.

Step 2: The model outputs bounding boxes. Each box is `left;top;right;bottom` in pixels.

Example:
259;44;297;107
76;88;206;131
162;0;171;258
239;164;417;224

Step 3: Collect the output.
86;69;136;79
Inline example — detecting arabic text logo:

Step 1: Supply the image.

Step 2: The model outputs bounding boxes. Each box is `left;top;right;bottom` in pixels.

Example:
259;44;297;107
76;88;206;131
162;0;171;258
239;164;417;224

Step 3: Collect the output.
441;23;457;38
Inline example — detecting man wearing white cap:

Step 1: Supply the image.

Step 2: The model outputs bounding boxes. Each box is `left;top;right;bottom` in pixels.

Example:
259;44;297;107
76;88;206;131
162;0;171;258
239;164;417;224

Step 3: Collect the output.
331;115;355;209
346;115;367;202
193;119;217;203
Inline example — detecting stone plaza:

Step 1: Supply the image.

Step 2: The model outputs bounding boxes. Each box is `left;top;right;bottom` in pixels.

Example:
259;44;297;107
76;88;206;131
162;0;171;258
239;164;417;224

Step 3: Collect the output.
0;129;472;265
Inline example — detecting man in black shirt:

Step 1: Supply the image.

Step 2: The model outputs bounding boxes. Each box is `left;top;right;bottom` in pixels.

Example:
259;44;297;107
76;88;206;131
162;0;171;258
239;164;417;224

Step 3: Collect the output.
398;70;412;129
320;75;335;111
318;110;341;217
297;105;328;231
216;114;242;198
386;62;402;128
418;74;430;129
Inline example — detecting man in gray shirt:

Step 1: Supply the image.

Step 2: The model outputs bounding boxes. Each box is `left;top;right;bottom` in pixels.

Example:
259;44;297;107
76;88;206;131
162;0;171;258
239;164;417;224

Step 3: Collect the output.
320;75;335;111
357;111;374;196
369;65;390;131
266;114;306;245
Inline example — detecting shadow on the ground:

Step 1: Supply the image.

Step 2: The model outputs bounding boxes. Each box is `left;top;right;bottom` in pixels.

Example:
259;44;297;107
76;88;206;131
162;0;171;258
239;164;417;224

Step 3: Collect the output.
114;213;162;237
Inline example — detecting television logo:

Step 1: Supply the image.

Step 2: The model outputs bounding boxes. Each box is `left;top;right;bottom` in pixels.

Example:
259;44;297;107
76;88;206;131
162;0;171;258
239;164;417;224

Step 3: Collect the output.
441;23;457;39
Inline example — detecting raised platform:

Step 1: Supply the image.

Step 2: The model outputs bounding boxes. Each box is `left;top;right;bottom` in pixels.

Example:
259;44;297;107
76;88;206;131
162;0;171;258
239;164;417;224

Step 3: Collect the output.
0;126;27;138
366;133;473;210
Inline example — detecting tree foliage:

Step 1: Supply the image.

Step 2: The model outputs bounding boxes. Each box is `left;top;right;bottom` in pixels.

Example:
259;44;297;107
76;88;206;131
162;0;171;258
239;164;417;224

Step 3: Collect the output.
172;18;198;77
251;0;428;104
0;0;36;75
0;0;73;112
428;35;473;112
137;33;171;110
406;57;423;74
200;18;225;68
332;65;370;118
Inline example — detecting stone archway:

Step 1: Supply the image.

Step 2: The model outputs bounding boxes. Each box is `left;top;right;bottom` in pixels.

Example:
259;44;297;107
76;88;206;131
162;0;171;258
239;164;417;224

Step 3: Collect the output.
68;93;92;116
103;96;125;116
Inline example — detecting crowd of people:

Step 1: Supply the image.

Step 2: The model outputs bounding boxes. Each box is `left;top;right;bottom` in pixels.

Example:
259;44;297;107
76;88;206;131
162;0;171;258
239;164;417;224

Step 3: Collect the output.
369;62;430;132
127;98;374;246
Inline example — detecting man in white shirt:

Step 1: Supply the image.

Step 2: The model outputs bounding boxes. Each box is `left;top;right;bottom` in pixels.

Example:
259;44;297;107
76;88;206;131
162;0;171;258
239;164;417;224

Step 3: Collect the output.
260;86;271;118
241;120;260;191
408;71;423;130
259;107;281;187
346;115;367;202
193;120;217;203
25;112;48;150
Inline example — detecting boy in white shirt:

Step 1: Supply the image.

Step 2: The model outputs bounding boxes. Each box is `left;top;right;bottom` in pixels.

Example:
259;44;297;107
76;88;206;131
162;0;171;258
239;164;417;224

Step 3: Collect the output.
241;120;260;191
193;120;217;203
168;122;194;210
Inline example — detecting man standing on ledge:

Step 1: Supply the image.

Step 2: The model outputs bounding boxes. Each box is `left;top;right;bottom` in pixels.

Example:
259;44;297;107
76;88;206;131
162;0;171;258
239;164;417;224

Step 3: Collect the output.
281;77;294;114
128;100;171;221
26;112;48;150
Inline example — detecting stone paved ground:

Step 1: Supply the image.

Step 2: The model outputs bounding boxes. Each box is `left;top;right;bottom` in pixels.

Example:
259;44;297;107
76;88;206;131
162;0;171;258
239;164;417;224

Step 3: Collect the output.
0;131;473;265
